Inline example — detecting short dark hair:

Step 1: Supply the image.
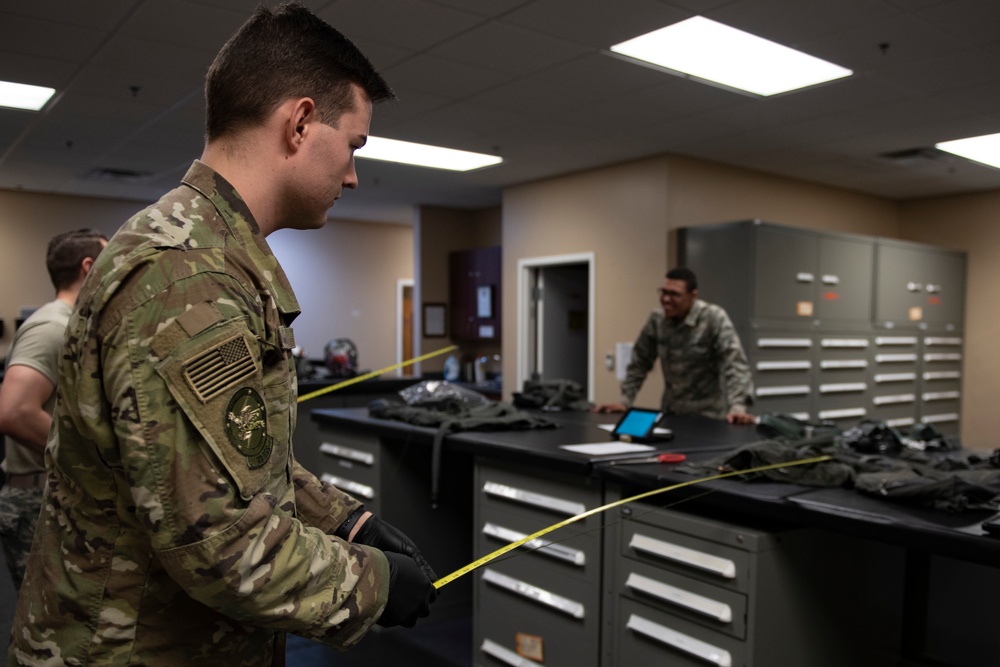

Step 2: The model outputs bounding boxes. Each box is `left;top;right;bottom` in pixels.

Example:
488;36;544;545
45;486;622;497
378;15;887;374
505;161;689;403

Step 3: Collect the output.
666;267;698;293
205;2;394;140
46;229;107;291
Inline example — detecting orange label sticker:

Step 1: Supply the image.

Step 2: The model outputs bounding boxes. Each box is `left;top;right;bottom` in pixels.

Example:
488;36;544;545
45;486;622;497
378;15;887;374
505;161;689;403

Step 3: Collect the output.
928;296;941;305
909;306;923;321
516;633;544;662
796;301;814;317
822;291;840;301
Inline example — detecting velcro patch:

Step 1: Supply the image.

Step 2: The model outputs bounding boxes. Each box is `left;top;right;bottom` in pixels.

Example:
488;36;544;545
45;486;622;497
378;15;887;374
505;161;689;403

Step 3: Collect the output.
184;334;256;402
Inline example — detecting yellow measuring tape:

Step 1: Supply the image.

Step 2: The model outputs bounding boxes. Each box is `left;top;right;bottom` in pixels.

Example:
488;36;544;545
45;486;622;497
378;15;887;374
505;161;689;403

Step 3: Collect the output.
297;345;457;403
433;454;832;589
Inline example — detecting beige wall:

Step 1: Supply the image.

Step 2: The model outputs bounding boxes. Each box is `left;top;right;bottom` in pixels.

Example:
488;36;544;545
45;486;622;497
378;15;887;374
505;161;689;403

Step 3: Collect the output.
502;155;902;412
417;205;501;374
899;191;1000;445
0;188;413;376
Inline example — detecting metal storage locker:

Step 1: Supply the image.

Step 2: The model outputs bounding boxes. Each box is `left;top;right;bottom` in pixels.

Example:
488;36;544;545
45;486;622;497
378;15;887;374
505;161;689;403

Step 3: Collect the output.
874;239;966;331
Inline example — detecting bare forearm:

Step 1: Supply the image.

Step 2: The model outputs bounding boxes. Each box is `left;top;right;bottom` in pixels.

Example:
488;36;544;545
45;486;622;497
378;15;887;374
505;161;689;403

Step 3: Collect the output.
0;406;51;453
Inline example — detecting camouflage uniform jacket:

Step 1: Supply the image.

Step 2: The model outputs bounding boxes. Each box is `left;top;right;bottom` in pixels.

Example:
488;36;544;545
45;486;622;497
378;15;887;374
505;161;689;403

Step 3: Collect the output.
620;300;754;419
9;161;389;667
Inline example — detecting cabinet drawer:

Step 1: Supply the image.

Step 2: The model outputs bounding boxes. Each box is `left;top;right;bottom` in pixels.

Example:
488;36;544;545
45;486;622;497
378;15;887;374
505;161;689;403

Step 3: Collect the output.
477;502;600;582
475;568;599;667
615;556;747;639
614;597;744;667
618;520;752;594
477;465;602;530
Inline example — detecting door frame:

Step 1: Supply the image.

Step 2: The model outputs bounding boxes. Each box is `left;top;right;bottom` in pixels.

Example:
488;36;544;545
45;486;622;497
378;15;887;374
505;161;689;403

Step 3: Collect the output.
396;278;414;376
517;252;595;400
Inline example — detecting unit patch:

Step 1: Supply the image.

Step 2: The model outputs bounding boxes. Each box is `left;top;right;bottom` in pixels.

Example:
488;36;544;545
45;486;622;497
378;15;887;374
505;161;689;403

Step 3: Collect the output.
224;387;273;469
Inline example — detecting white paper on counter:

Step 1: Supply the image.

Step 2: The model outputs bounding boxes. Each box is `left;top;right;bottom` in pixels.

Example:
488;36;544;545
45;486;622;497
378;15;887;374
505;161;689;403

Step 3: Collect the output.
560;442;655;456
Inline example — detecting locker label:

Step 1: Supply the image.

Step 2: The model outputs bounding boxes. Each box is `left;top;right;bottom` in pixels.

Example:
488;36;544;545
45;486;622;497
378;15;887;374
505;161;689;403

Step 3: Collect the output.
908;306;923;321
796;301;814;316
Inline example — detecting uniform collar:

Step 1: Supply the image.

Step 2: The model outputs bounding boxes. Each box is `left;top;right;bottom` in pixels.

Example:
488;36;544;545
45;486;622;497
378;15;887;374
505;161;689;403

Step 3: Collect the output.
679;299;706;328
181;160;301;321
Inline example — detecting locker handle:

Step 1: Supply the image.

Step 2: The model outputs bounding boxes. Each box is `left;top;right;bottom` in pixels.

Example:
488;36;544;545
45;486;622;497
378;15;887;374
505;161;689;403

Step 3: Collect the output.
926;284;941;293
821;274;840;285
480;639;535;667
629;533;736;579
906;282;923;292
481;568;585;618
796;272;815;283
626;613;732;667
483;481;586;517
482;522;585;566
625;572;732;622
319;473;374;500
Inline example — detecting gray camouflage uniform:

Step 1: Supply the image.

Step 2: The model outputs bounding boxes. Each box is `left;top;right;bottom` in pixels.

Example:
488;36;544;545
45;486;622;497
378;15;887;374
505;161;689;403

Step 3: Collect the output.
620;300;754;419
8;161;389;667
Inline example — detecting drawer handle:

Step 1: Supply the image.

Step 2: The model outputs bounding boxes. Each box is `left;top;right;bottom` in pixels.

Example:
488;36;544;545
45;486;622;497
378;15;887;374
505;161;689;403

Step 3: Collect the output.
820;360;867;370
482;568;585;618
626;613;732;667
483;481;586;517
319;442;375;466
480;639;535;667
818;407;866;420
875;354;917;363
886;417;915;428
625;572;732;622
872;394;915;406
819;382;867;394
874;373;916;383
757;338;811;348
924;353;962;362
629;533;736;579
922;413;959;424
755;385;810;397
923;371;960;381
820;338;867;348
922;391;960;402
319;473;374;500
924;337;962;346
756;361;811;371
875;336;917;346
482;522;585;566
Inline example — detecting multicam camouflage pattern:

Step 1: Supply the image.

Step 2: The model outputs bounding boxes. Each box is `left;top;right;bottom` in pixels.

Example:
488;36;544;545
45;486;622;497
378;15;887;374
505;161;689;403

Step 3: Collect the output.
620;300;754;419
0;486;43;589
8;161;389;667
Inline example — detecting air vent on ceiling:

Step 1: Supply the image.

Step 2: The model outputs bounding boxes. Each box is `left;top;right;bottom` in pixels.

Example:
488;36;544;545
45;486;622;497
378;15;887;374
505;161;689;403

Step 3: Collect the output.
85;167;152;182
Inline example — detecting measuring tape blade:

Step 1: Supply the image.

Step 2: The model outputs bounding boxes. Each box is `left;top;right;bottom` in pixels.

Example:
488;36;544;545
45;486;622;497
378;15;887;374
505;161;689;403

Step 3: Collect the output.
433;454;832;589
297;345;457;403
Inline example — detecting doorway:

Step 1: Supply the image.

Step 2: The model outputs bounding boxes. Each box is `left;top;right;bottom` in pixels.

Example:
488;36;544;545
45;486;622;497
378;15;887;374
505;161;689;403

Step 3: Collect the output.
517;253;594;399
396;279;414;376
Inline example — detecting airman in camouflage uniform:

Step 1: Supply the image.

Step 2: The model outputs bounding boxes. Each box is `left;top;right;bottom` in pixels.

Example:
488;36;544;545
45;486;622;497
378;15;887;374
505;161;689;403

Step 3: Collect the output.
9;4;434;666
596;268;754;423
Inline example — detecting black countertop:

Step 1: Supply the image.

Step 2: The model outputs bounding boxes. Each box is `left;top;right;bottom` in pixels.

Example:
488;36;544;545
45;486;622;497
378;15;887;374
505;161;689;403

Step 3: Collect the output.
310;406;1000;566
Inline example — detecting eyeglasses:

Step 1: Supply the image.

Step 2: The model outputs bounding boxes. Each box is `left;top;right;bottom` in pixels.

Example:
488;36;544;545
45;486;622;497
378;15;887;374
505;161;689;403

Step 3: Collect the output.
658;288;688;299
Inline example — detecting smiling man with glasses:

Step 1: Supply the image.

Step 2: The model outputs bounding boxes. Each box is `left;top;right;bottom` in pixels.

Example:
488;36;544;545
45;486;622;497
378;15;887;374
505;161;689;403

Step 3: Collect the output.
594;267;755;424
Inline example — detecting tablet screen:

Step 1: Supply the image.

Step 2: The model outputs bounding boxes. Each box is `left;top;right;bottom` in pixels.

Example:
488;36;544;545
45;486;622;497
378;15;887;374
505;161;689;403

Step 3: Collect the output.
614;409;662;438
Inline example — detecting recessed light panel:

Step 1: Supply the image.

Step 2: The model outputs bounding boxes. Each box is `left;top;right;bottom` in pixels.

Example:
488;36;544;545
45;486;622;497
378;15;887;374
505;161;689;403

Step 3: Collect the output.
357;137;502;172
609;16;852;96
0;80;56;111
936;132;1000;170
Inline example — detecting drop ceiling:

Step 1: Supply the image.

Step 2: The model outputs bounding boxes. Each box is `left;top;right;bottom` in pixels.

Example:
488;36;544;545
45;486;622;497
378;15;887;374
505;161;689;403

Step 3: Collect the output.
2;0;1000;224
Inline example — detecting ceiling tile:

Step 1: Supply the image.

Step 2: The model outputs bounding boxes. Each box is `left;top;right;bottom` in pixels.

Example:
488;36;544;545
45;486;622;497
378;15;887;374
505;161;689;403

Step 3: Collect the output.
429;22;591;75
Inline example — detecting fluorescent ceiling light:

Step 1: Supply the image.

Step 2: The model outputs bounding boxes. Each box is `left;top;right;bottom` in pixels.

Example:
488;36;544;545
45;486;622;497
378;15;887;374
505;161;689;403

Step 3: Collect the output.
935;132;1000;170
0;80;56;111
356;136;502;172
609;16;852;96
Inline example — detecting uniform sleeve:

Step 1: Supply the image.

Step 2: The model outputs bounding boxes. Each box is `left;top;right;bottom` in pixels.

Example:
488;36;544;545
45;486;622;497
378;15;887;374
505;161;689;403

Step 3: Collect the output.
8;311;66;385
620;312;659;406
106;274;387;648
292;458;364;535
712;310;754;412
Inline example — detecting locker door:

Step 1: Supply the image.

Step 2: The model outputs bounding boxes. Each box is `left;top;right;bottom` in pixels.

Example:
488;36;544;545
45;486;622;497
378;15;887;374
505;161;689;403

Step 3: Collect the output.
753;227;818;323
920;250;965;328
874;243;926;328
815;236;874;325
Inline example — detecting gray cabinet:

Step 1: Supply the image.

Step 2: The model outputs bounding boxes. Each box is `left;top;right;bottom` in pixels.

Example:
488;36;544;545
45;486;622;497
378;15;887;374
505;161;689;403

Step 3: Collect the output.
474;461;603;667
601;490;904;666
679;220;966;432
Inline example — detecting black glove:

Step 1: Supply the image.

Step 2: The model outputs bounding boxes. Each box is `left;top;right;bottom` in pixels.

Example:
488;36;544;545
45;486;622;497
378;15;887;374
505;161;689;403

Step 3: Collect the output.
378;551;436;628
353;514;438;582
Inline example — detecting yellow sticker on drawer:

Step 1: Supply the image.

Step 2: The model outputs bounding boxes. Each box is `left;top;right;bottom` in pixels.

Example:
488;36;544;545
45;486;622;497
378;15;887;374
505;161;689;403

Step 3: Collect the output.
516;633;543;662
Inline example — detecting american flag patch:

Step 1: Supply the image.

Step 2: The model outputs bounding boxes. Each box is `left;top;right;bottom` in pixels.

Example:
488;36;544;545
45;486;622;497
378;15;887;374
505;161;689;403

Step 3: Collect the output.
183;334;257;402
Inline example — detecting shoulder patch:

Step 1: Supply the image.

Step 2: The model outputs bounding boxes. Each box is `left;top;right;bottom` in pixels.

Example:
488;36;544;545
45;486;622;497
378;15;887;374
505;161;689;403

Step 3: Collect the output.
184;333;256;402
224;387;273;469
